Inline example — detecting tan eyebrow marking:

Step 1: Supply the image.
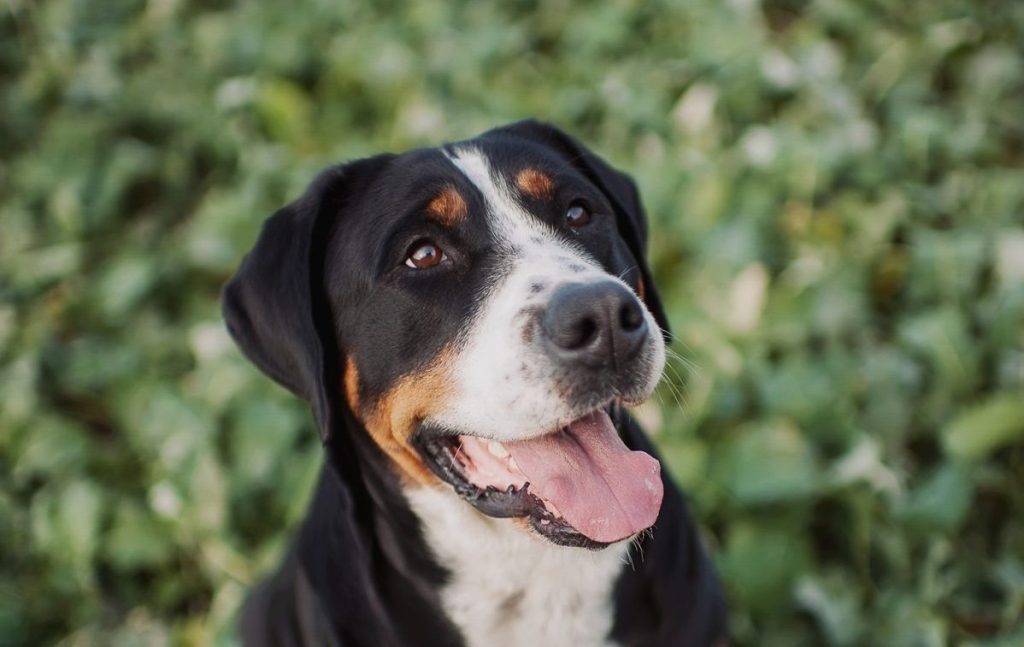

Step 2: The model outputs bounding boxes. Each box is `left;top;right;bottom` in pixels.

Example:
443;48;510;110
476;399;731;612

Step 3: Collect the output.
426;187;468;225
343;357;361;413
515;168;555;199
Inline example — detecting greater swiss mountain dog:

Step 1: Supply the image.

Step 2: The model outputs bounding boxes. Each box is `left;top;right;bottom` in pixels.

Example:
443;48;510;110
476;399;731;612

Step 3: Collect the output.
223;120;728;646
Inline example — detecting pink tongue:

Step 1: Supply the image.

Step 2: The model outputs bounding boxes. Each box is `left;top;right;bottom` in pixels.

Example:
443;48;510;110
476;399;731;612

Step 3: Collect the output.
506;410;664;543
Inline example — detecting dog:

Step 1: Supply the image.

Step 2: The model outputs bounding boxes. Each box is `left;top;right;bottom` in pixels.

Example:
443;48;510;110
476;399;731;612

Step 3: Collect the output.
223;120;727;646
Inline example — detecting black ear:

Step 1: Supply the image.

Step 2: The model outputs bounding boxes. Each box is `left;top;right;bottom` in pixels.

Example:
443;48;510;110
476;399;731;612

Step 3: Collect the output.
495;119;672;341
222;155;391;444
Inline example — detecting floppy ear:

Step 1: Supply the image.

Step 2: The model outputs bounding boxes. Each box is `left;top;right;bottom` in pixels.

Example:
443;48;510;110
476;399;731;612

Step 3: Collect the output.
496;119;672;341
222;155;391;445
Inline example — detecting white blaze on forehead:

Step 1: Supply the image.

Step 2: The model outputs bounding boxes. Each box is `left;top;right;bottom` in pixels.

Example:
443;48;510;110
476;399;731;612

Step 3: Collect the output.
443;147;579;255
433;146;664;442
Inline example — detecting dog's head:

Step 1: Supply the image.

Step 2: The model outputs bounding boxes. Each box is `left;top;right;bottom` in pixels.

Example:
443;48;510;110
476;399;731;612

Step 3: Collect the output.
224;121;670;549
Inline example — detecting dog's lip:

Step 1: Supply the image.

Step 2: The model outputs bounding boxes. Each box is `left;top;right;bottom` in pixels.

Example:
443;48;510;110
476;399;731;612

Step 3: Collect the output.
415;427;603;546
412;403;619;548
412;400;664;547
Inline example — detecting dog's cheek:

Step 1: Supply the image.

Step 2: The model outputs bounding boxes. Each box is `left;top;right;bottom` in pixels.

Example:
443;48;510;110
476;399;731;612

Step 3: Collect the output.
344;355;451;487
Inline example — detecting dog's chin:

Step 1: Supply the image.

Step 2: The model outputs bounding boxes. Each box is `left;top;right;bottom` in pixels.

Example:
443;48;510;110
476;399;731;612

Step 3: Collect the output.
412;401;665;550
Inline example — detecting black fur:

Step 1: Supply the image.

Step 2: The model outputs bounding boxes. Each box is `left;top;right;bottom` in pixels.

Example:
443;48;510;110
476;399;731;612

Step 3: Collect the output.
223;120;727;646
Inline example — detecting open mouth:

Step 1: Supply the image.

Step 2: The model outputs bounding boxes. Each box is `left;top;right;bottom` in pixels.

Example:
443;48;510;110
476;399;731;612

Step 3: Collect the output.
413;405;664;549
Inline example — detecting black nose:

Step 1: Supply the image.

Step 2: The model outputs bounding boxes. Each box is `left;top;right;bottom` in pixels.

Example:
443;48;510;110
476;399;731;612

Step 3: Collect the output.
541;281;649;368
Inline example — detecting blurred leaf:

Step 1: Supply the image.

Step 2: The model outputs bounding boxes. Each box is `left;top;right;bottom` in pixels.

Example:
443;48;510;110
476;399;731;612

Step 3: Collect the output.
872;591;948;647
91;253;159;322
943;394;1024;462
722;520;810;614
103;502;176;571
255;80;312;146
661;435;709;492
899;307;977;399
727;419;821;506
185;453;227;536
795;570;864;646
30;480;104;589
229;399;304;487
897;463;973;532
10;415;90;485
53;335;142;394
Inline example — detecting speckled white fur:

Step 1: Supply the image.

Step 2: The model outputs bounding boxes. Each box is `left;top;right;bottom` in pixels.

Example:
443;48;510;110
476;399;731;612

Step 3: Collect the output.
407;485;629;647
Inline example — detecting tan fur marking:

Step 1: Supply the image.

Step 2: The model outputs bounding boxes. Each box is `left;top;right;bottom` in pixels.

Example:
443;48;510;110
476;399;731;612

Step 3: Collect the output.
343;358;361;413
636;276;646;301
515;168;555;199
351;351;456;486
426;187;468;224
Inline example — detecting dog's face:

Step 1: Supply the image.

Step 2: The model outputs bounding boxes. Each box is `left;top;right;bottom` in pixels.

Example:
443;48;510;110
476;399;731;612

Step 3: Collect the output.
224;121;670;549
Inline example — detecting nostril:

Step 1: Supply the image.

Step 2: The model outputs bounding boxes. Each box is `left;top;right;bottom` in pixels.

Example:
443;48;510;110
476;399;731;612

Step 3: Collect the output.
620;302;644;332
566;316;598;349
543;282;647;360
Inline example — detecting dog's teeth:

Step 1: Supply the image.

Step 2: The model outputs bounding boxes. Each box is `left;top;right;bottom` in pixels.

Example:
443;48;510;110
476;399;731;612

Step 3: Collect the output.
508;456;521;473
487;440;509;458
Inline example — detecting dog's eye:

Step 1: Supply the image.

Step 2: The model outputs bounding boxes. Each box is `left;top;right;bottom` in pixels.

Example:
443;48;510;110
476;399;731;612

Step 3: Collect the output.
405;241;446;269
565;202;591;228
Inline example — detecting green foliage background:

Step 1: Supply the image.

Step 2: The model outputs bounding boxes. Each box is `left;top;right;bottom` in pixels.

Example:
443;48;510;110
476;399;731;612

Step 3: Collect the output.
2;0;1023;644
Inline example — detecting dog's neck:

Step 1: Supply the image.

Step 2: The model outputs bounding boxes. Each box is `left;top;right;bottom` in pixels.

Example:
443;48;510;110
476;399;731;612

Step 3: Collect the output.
405;484;629;647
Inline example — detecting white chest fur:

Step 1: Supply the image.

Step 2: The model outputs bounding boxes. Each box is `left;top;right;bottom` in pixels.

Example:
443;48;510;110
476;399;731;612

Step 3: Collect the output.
406;486;629;647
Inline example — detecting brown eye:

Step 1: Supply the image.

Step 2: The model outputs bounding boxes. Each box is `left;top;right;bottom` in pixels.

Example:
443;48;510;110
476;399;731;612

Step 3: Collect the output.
565;202;591;228
405;241;446;269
